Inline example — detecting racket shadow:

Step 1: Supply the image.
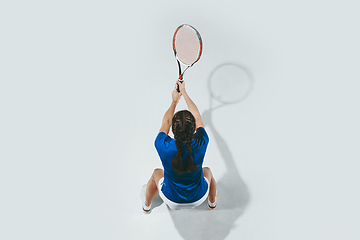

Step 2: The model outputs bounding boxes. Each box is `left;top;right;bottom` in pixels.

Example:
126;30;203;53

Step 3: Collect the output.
168;63;253;240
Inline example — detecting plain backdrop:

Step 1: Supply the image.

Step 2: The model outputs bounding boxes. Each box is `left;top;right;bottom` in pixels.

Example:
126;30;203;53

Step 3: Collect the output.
1;0;359;240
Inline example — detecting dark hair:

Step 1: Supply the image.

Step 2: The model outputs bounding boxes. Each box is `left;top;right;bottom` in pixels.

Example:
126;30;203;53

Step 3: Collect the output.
171;110;198;174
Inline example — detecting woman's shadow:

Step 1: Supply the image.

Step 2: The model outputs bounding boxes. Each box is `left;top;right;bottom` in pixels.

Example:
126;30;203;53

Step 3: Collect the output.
165;63;254;240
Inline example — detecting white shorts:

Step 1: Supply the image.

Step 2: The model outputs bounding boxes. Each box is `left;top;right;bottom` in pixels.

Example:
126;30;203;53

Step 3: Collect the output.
158;177;210;210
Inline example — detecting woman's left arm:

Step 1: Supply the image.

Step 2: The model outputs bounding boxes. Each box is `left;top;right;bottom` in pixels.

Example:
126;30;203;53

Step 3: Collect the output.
159;83;182;134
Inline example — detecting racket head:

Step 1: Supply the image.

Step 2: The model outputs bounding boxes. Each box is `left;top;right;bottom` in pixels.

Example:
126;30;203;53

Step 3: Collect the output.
208;63;253;106
173;24;203;66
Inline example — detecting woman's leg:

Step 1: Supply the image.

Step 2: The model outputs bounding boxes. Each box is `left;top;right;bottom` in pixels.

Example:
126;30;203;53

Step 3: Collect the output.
145;168;164;207
203;167;217;203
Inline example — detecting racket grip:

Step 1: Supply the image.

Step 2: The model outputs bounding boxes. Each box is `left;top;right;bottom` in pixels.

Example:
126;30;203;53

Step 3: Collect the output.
176;79;183;92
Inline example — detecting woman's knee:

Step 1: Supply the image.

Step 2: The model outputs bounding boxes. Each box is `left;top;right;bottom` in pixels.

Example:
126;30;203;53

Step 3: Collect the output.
203;167;213;179
203;167;212;175
203;166;211;172
152;168;164;179
153;168;163;174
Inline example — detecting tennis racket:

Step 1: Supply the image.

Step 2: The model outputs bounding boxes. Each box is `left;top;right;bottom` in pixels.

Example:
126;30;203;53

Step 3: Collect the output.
172;24;203;92
208;63;253;111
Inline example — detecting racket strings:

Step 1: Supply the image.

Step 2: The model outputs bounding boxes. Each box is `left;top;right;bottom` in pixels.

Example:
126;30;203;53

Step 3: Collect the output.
174;26;201;65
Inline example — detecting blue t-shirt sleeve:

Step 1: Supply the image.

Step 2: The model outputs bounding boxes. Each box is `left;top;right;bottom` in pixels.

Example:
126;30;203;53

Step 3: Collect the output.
154;132;177;170
192;127;209;147
154;132;172;151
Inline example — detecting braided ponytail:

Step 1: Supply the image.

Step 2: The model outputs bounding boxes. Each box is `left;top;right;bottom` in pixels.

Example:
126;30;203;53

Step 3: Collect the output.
171;110;198;174
172;138;184;173
183;129;198;173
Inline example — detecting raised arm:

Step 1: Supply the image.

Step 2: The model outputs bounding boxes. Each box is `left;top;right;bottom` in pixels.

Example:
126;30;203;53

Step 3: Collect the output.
159;83;182;134
178;80;204;129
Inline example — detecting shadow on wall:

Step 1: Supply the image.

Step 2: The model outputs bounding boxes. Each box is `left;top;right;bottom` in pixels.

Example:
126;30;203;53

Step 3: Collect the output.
168;63;254;240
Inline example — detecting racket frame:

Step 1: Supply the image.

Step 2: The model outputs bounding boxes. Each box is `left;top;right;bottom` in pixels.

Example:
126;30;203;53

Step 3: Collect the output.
172;24;203;82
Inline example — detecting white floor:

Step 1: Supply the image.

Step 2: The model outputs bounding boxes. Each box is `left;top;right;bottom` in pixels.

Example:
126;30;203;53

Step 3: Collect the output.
1;1;360;240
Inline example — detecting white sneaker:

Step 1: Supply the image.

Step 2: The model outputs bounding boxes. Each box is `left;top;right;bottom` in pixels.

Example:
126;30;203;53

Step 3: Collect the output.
141;184;151;214
208;191;217;210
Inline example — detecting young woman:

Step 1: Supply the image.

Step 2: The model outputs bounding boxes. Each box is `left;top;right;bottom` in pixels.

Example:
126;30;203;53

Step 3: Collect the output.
141;80;217;213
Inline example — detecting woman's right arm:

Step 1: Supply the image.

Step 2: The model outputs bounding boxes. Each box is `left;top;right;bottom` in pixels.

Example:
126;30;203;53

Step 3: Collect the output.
159;84;182;134
178;80;204;129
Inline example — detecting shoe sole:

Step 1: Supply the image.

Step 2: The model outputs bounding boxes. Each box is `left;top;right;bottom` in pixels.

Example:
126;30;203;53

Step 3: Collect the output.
142;207;151;214
208;204;216;210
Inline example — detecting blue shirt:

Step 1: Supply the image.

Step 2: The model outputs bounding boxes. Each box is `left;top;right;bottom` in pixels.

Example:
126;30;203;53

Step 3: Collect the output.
154;127;209;203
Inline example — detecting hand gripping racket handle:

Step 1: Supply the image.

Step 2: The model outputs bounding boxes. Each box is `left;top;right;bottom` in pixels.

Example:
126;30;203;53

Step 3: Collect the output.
176;78;183;92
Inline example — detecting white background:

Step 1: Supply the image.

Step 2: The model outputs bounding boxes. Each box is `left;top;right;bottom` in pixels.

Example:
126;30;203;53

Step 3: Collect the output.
1;0;359;239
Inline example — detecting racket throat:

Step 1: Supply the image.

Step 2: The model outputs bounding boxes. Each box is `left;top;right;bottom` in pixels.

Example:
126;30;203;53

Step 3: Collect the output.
178;66;190;81
177;59;182;77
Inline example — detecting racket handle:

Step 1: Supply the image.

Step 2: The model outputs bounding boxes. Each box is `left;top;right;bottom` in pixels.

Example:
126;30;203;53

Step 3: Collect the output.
176;78;183;92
